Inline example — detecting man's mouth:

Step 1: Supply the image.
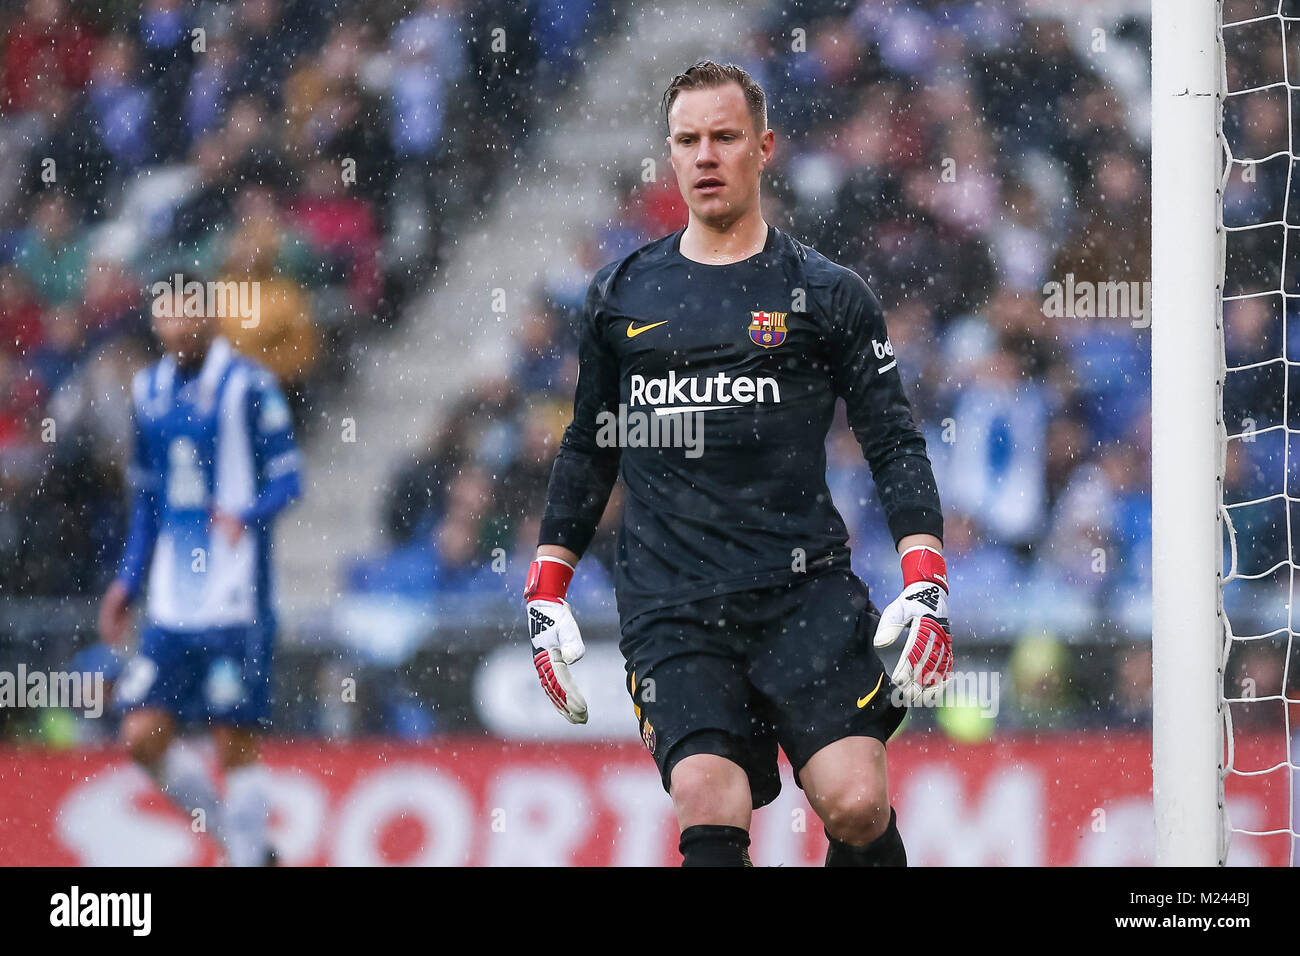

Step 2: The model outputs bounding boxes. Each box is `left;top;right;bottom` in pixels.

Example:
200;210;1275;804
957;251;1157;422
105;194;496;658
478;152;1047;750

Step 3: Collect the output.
695;178;724;192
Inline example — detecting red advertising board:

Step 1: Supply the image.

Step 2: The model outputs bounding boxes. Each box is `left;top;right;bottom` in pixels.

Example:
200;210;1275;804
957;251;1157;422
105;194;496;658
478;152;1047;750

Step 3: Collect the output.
0;734;1292;866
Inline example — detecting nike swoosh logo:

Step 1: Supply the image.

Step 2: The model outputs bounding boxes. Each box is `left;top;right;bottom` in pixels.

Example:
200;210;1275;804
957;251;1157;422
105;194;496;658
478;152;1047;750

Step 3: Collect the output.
626;321;667;338
857;673;885;709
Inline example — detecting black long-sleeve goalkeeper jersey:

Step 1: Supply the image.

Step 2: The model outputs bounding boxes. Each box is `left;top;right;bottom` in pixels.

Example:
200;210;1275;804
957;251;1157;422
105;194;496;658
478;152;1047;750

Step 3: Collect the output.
539;225;943;624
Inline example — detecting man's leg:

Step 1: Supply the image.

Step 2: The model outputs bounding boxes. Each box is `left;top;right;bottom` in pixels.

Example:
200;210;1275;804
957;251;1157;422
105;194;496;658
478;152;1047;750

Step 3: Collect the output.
670;749;753;866
213;725;272;867
122;707;227;847
799;736;906;866
748;571;908;867
621;594;780;867
207;623;276;866
117;631;231;851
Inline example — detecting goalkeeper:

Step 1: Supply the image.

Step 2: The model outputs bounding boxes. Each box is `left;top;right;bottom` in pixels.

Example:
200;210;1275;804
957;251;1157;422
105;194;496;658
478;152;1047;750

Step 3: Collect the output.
525;60;951;867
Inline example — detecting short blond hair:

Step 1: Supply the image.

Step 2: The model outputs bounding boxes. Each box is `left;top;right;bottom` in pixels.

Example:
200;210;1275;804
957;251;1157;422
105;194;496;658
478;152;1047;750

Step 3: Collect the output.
662;59;768;136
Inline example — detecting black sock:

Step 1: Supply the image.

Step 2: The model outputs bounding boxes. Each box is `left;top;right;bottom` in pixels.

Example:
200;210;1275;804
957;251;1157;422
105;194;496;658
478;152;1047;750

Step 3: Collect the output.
824;807;907;867
679;824;753;867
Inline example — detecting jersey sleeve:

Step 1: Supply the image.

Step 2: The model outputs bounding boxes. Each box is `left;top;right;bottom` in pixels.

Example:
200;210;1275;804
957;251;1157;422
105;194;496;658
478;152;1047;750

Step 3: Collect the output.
243;370;302;525
538;273;622;557
115;376;161;602
825;269;944;548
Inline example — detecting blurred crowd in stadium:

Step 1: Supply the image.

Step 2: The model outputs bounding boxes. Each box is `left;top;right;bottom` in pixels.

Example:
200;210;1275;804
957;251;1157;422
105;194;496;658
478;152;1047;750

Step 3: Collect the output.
0;0;575;596
0;0;1292;741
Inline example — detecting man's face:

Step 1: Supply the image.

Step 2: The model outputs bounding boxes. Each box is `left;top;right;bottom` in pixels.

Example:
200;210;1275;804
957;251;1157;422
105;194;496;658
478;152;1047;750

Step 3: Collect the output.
666;82;774;228
152;291;215;365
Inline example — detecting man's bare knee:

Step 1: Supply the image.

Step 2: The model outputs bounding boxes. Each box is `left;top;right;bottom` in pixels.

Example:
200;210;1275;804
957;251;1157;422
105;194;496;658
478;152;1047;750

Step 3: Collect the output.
213;726;260;769
814;783;889;845
670;753;752;830
121;710;174;769
801;737;891;845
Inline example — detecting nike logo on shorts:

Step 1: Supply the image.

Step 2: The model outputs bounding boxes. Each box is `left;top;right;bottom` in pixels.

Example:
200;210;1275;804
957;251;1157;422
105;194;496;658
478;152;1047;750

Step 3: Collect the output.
857;673;885;708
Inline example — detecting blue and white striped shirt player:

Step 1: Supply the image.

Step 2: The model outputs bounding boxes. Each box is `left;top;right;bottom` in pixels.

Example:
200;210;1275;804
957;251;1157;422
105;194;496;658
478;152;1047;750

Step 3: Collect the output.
116;336;301;632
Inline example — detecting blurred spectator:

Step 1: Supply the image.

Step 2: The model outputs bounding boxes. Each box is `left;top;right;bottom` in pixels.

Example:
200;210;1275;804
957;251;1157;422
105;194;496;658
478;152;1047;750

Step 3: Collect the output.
1100;644;1152;729
1;0;98;114
388;0;466;163
288;158;383;322
28;304;84;394
86;33;154;171
0;268;45;352
213;189;319;387
14;192;88;306
1052;149;1150;289
1229;642;1289;735
183;27;237;144
231;0;306;104
20;82;115;220
946;346;1049;548
138;0;197;160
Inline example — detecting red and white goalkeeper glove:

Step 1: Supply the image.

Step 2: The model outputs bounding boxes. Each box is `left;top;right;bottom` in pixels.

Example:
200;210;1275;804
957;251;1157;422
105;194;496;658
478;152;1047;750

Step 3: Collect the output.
873;545;953;706
524;556;588;724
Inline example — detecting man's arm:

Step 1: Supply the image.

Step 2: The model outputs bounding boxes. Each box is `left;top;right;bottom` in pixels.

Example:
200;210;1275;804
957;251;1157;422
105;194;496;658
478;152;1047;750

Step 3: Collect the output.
526;275;621;724
116;392;162;601
826;270;952;702
101;388;160;643
211;371;302;545
897;533;943;557
112;486;160;605
244;372;302;524
826;270;943;547
536;275;622;561
537;544;581;565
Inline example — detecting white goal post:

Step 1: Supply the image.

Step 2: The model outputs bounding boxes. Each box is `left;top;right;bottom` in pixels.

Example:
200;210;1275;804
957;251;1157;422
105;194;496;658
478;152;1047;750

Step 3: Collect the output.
1151;0;1226;866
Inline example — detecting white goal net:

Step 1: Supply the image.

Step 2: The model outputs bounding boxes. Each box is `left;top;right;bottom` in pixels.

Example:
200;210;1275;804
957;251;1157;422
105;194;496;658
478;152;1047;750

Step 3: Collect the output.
1218;0;1300;866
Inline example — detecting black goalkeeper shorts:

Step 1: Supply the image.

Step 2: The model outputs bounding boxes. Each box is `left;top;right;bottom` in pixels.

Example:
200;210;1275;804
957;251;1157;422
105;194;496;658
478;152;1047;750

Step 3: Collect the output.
619;569;906;809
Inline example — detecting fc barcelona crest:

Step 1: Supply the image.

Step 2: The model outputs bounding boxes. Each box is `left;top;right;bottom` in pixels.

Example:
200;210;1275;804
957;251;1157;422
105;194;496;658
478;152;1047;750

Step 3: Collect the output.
748;310;788;348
